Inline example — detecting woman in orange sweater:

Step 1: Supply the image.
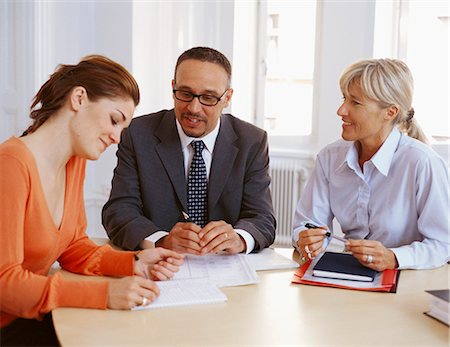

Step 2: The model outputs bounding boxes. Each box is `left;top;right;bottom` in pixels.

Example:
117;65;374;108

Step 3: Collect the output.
0;55;184;346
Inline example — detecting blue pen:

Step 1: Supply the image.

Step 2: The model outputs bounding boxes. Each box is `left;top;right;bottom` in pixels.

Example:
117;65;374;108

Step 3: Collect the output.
305;223;347;243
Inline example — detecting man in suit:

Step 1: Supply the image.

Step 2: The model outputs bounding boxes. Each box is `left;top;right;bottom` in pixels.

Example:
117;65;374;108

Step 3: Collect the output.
102;46;276;254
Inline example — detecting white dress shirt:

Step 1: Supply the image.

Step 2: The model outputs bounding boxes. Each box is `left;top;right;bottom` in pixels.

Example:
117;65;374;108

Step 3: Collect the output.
145;118;255;253
293;128;450;269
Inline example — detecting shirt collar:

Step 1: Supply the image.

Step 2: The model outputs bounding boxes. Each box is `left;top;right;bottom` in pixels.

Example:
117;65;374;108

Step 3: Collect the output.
340;127;401;177
175;117;221;153
369;127;401;176
344;144;360;173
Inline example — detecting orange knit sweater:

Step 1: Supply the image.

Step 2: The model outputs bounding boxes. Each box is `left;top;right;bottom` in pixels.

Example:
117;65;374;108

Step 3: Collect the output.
0;137;135;327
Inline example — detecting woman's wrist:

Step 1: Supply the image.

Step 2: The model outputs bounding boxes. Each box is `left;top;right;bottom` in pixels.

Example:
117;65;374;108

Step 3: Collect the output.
133;252;143;276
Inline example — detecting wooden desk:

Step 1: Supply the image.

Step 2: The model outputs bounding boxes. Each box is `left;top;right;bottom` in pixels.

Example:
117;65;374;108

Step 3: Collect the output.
53;250;449;346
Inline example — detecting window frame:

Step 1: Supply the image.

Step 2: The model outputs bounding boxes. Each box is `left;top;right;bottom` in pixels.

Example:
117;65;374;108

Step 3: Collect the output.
253;0;321;149
374;0;450;148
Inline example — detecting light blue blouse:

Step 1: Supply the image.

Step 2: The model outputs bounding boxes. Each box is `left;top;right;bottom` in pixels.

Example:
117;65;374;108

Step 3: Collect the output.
293;128;450;269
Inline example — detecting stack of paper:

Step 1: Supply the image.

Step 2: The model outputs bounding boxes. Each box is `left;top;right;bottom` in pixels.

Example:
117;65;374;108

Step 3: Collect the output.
424;289;449;326
133;278;227;310
137;253;259;310
246;248;299;271
136;249;299;310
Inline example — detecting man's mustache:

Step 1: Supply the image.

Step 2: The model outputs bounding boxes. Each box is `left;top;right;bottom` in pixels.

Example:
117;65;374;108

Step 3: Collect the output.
182;113;206;121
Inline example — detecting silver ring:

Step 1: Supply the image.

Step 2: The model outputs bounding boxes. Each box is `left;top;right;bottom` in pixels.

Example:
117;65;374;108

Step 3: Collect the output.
304;245;311;254
141;296;149;306
366;255;373;264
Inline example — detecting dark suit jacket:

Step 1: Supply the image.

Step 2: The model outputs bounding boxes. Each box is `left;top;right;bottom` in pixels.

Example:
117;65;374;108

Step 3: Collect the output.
102;109;276;251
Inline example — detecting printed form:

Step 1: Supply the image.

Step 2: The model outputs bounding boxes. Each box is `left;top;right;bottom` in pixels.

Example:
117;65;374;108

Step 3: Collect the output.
173;253;259;287
133;278;227;310
134;254;259;310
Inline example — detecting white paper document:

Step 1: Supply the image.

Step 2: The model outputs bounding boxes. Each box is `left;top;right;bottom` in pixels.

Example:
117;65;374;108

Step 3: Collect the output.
173;253;259;287
134;254;258;310
133;278;227;310
246;248;299;271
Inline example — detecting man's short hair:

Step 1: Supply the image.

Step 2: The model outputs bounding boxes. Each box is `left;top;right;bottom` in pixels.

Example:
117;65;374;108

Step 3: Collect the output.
174;47;232;86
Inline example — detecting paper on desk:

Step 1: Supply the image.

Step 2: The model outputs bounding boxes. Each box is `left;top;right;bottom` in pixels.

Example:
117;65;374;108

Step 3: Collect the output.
133;278;227;310
246;248;299;271
173;253;259;287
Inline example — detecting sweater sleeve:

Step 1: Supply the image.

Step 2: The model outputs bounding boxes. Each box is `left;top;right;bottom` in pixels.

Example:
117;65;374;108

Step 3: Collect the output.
58;236;135;277
57;174;135;277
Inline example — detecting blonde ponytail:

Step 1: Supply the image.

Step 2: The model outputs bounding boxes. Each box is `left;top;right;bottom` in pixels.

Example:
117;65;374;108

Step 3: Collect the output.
397;108;429;144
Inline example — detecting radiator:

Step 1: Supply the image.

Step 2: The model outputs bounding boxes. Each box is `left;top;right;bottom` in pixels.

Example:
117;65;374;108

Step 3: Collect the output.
269;155;312;247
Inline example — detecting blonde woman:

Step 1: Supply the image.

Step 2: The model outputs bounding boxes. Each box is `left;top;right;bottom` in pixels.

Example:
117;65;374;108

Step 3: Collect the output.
293;58;449;271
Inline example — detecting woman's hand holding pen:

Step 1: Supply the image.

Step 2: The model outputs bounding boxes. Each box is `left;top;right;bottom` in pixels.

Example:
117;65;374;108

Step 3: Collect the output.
134;248;185;281
298;223;398;270
107;276;160;310
107;248;184;310
297;224;328;260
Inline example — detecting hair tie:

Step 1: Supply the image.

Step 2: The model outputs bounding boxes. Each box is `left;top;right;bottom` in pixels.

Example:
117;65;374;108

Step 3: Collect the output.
406;108;415;123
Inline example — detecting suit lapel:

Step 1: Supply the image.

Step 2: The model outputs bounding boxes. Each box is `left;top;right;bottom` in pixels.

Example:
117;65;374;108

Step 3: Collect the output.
209;116;238;209
155;112;188;211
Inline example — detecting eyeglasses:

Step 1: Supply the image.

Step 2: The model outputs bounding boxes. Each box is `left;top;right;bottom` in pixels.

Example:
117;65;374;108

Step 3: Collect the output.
172;89;228;106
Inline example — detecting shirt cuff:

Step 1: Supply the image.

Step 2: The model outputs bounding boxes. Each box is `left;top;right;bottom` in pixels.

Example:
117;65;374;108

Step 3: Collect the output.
390;246;412;269
235;229;255;254
141;229;255;254
141;231;169;248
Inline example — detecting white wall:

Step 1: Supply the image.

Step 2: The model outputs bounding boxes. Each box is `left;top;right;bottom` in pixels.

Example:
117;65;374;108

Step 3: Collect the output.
0;1;37;140
312;0;375;151
132;1;235;117
1;0;378;237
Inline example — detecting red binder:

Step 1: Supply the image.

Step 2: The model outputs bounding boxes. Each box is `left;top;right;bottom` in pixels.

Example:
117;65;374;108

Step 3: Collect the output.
292;260;400;293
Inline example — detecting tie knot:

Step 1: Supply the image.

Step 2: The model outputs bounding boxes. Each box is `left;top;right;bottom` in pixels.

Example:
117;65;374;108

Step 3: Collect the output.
191;140;205;155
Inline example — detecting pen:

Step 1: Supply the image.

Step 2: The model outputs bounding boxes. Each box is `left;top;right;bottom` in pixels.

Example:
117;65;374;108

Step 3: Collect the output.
181;211;193;223
134;253;149;279
305;223;347;243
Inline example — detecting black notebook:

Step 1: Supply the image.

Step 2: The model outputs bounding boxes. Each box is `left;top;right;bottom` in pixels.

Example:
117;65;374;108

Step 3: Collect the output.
313;252;378;282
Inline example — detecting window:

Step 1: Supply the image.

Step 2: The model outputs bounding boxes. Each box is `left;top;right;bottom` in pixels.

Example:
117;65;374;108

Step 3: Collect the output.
261;1;317;138
374;0;449;141
232;1;318;142
258;1;318;138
